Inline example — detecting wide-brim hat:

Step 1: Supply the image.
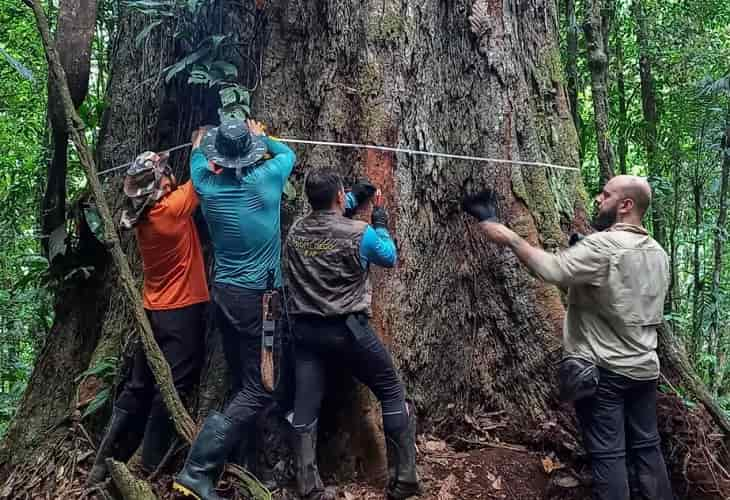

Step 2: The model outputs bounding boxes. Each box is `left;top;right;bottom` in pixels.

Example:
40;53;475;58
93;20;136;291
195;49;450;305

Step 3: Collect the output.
201;120;267;170
123;151;170;198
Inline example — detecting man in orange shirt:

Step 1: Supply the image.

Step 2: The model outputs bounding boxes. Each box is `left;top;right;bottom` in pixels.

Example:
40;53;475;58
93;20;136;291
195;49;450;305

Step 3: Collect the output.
88;137;209;485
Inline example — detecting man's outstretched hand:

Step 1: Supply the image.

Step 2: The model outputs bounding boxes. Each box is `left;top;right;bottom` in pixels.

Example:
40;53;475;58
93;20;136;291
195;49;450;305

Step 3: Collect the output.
462;190;498;222
372;189;388;228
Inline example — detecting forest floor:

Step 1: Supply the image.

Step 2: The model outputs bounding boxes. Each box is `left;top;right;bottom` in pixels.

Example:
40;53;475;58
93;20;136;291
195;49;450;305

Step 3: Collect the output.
156;435;591;500
2;394;729;499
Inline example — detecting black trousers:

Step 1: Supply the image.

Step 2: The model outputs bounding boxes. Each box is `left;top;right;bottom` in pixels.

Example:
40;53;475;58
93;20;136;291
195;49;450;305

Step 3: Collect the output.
291;314;407;434
116;302;206;419
575;368;673;500
213;284;275;428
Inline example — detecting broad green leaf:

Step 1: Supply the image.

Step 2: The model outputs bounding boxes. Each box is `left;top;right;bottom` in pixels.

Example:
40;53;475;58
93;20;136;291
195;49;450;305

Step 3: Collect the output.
211;60;238;78
82;388;111;419
188;69;211;85
135;20;163;48
283;180;297;201
74;358;119;382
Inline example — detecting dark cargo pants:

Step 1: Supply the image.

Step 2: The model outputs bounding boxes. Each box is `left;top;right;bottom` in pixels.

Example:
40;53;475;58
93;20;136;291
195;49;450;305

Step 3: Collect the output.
116;302;206;419
575;367;673;500
291;314;407;434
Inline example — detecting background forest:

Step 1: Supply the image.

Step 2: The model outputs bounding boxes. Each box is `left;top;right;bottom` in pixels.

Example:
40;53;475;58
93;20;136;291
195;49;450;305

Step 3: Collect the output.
0;0;728;488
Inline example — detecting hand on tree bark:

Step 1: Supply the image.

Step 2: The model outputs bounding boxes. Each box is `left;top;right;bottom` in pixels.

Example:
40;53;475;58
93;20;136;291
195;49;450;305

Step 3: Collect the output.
191;127;207;149
479;221;518;247
462;190;498;222
246;118;266;136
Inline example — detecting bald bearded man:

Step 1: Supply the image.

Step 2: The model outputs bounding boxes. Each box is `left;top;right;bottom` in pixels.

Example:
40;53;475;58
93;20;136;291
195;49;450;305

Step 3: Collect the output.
464;175;673;500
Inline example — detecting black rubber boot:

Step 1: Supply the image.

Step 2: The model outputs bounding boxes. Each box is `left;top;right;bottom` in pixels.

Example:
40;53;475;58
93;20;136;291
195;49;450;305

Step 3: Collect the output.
87;406;145;486
173;411;234;500
294;421;336;500
228;423;256;470
385;405;421;499
141;413;176;474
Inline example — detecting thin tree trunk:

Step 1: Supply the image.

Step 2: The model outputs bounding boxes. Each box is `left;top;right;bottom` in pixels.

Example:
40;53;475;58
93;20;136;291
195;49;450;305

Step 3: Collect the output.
708;119;730;394
566;0;581;136
666;147;681;317
691;125;705;363
584;0;616;184
615;26;628;175
632;0;663;245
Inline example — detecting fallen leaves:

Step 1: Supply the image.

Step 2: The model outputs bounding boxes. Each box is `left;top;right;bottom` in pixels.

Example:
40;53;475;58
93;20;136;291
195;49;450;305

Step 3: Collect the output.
486;471;503;491
554;474;580;488
424;440;448;452
541;455;565;474
436;473;458;500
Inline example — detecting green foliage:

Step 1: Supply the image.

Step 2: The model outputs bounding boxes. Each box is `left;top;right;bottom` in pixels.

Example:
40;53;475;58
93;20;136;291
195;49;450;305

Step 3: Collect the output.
563;0;730;407
125;0;253;120
75;357;118;418
0;0;50;438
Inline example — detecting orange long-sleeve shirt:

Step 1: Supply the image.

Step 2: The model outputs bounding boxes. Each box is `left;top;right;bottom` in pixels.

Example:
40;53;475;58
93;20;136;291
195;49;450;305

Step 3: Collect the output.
135;180;210;310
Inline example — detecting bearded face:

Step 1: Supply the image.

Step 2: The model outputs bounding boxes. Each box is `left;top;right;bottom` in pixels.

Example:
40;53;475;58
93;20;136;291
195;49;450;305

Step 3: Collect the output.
591;201;618;231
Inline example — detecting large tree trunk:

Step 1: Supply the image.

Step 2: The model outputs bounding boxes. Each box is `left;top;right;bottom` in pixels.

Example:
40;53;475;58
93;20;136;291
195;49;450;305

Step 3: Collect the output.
3;1;730;499
584;0;616;185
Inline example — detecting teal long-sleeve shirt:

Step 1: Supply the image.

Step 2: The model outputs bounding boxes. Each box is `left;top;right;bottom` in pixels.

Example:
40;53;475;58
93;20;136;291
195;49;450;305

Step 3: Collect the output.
190;136;296;289
344;193;397;269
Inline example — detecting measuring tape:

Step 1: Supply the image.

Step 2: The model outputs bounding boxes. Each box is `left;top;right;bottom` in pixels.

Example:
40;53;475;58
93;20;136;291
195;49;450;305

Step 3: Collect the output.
97;137;579;176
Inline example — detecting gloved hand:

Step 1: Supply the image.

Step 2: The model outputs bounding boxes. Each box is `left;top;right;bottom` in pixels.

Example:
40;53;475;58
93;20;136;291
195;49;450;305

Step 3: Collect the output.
350;180;377;206
372;206;388;229
569;233;585;246
462;190;497;222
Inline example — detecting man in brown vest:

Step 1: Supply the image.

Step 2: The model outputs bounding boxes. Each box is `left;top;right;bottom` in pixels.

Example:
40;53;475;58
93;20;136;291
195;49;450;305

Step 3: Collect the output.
285;169;420;500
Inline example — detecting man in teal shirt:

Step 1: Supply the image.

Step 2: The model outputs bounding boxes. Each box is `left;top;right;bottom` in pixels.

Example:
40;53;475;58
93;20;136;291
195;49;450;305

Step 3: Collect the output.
174;119;296;500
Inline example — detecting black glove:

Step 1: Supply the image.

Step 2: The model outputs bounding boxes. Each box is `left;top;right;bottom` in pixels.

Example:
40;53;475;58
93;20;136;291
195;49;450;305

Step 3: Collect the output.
462;190;497;222
569;233;585;247
350;180;377;205
372;206;388;229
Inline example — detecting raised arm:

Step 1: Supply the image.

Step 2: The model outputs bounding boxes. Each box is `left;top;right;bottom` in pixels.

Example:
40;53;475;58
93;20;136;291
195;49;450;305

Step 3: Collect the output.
359;190;397;268
462;189;607;287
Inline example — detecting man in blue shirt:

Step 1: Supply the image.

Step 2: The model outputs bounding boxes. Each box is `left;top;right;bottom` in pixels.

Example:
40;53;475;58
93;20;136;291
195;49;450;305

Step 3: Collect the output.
173;119;296;500
284;169;421;500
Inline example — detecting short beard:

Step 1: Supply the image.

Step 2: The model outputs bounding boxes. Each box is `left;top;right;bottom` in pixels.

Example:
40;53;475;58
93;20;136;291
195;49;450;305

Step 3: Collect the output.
591;206;617;231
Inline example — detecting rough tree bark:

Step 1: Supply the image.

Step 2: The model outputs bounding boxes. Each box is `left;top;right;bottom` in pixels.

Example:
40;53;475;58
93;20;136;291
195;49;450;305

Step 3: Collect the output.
41;0;97;261
632;0;663;246
584;0;616;184
565;0;581;139
2;1;730;499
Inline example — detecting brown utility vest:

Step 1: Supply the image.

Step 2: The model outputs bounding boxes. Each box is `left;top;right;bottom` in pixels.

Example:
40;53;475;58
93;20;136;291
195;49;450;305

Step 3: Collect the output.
285;210;372;317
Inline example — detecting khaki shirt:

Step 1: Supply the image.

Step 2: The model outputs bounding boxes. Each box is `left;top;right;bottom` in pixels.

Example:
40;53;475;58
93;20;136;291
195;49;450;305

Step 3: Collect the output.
528;224;670;380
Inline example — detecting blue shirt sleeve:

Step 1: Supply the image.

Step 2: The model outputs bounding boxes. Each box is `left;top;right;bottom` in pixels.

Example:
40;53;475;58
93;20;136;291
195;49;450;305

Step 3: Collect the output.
190;148;210;189
263;136;296;186
360;225;397;269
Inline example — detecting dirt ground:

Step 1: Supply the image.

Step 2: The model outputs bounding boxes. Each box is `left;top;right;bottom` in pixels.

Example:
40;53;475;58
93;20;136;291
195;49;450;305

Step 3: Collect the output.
3;393;730;499
161;435;591;500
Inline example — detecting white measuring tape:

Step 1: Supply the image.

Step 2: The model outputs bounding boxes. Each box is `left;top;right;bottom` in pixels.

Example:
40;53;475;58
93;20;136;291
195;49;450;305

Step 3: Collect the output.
97;137;579;176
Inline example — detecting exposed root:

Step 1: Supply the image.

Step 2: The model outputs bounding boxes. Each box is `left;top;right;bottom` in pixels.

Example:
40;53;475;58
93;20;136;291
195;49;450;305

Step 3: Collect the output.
107;460;158;499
